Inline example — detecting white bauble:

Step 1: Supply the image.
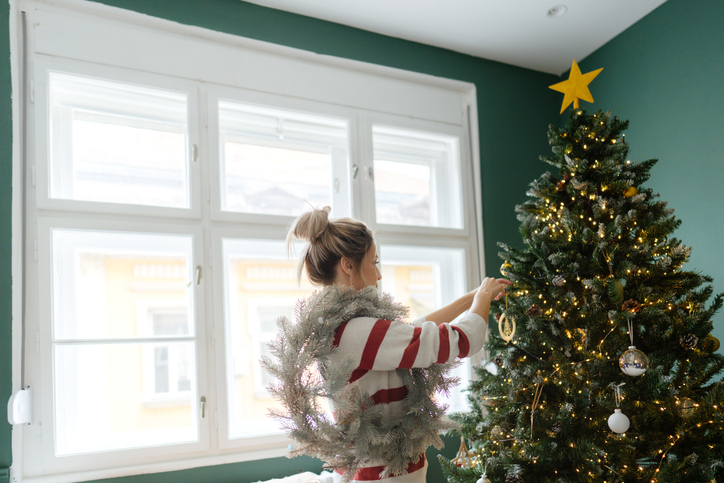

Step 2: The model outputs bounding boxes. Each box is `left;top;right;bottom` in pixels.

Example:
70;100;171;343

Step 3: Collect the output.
619;346;649;376
476;475;491;483
608;408;630;433
484;360;499;375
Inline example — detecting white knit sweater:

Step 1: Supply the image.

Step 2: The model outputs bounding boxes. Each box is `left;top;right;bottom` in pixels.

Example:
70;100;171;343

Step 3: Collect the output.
329;313;487;482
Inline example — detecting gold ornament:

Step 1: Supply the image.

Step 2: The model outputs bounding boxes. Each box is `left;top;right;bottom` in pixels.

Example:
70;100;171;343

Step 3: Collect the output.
498;295;516;343
452;437;479;468
702;335;721;352
549;60;603;114
501;261;513;276
498;314;516;343
624;186;639;197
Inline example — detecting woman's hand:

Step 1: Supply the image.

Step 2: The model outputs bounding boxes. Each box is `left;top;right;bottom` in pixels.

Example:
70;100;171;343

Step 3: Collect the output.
423;277;512;325
469;277;513;320
476;277;513;301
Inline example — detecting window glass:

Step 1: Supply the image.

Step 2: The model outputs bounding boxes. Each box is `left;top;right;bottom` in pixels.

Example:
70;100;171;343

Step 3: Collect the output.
51;230;194;340
49;73;189;208
218;101;349;217
54;342;197;456
51;230;198;455
222;239;315;438
373;126;463;228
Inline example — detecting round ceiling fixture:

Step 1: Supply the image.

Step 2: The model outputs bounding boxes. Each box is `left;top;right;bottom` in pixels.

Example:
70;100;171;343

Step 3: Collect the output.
546;4;568;18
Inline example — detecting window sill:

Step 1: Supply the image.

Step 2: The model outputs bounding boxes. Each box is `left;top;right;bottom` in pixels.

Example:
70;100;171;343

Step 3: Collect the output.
18;444;291;483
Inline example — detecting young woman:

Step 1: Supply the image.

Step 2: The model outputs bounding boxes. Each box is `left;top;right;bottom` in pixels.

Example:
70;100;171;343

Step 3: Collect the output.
269;207;510;483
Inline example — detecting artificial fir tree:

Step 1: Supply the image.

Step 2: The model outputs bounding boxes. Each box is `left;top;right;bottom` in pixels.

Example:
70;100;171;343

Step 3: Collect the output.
440;75;724;482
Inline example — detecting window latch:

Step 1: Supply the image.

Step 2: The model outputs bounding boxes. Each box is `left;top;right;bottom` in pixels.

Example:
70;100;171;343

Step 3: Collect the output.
200;396;206;418
8;386;32;425
196;266;202;285
368;166;374;181
352;164;359;179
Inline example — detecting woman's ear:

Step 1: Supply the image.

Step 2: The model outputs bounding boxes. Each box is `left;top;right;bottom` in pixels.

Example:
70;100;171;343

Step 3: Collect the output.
339;256;355;276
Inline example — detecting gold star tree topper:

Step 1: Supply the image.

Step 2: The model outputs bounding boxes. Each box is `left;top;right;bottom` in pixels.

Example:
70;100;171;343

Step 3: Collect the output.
549;60;603;114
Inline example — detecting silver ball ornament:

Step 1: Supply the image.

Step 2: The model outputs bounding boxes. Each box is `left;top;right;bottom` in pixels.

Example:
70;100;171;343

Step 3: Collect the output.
477;475;491;483
619;345;649;376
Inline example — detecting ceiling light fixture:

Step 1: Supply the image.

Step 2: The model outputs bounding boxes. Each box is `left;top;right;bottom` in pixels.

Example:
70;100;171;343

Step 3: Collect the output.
546;5;568;18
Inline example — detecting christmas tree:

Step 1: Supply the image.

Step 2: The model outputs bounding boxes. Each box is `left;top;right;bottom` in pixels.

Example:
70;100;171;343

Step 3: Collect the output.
440;64;724;483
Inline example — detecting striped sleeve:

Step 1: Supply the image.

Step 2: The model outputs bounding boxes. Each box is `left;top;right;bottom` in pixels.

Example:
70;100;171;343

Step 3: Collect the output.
333;313;486;372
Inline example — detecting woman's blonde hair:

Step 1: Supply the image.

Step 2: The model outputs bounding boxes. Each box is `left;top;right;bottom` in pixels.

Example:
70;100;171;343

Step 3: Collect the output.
286;206;375;286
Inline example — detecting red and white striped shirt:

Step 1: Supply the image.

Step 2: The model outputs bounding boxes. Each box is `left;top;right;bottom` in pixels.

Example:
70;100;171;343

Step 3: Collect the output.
329;312;487;482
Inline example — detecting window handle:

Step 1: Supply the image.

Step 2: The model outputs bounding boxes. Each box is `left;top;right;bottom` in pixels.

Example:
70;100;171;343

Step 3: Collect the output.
200;396;206;418
334;178;340;193
191;144;198;162
352;164;359;179
368;166;374;181
196;266;202;285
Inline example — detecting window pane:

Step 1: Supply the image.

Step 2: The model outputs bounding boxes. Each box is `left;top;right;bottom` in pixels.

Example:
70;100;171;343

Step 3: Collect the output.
373;126;463;228
52;230;194;340
222;239;316;438
54;342;197;456
379;245;470;412
219;101;349;217
50;230;198;455
49;73;189;208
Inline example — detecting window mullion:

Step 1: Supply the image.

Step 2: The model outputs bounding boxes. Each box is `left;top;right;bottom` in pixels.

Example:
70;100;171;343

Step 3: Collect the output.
351;114;376;225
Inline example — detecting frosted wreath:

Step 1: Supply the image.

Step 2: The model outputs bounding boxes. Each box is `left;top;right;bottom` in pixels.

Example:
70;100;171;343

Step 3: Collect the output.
262;285;460;481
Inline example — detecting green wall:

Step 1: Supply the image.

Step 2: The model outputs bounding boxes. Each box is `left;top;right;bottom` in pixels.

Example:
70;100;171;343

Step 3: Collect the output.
0;0;560;481
578;0;724;351
0;0;13;478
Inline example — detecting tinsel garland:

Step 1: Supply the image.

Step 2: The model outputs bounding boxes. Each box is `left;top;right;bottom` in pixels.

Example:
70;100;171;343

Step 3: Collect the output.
262;285;460;481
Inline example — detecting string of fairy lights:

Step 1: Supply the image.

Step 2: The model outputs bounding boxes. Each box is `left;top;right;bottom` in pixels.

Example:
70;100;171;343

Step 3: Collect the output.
442;67;724;480
470;153;720;481
474;275;721;482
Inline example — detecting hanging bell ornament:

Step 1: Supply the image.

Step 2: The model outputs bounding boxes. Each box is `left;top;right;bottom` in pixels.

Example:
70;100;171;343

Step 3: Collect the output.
608;408;630;433
619;345;649;376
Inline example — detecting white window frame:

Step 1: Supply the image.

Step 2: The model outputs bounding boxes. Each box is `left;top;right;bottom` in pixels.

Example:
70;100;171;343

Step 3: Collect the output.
32;55;203;220
372;124;464;230
207;84;357;224
355;113;473;236
11;0;485;480
31;218;208;475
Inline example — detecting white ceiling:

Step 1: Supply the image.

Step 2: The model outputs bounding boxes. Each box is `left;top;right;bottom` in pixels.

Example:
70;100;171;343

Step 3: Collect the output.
243;0;667;75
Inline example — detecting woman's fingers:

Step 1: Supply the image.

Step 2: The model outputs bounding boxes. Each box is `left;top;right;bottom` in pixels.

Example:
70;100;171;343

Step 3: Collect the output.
493;278;513;300
477;277;512;300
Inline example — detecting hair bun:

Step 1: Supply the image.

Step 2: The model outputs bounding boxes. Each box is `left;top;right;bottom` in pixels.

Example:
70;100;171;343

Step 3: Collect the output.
290;206;331;243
